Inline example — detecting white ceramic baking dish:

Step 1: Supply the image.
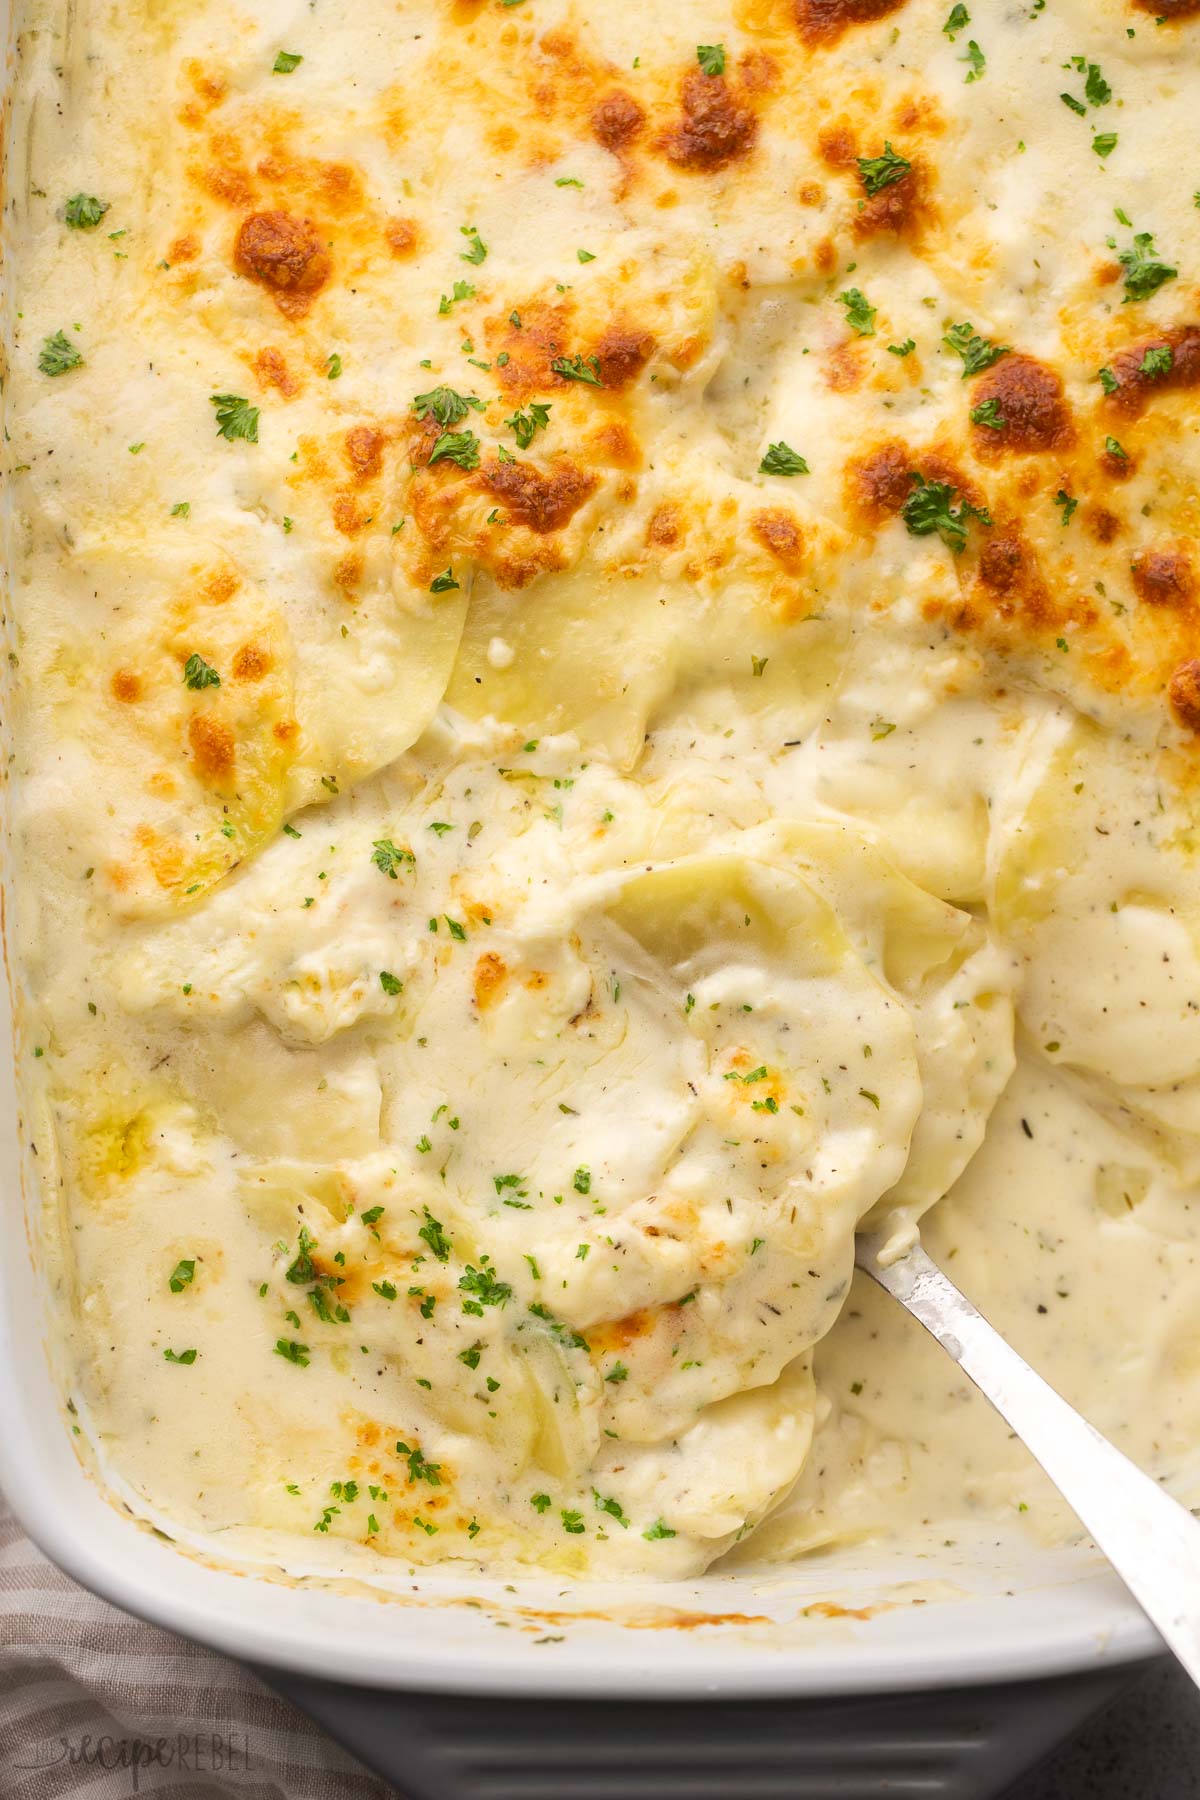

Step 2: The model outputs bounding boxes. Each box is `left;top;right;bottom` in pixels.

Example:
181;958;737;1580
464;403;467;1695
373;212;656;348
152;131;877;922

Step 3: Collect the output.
0;0;1163;1717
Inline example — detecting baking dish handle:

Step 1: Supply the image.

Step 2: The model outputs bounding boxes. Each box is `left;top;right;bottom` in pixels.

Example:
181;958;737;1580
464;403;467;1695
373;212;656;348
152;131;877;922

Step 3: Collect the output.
262;1659;1142;1800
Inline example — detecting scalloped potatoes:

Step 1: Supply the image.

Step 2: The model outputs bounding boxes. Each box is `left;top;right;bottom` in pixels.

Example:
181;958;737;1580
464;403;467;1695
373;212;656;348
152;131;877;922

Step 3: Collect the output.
9;0;1200;1578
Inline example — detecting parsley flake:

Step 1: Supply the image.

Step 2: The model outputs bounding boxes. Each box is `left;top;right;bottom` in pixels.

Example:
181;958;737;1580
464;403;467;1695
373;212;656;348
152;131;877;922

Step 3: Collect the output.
64;193;110;229
759;440;809;476
856;143;911;197
210;393;259;442
38;331;83;377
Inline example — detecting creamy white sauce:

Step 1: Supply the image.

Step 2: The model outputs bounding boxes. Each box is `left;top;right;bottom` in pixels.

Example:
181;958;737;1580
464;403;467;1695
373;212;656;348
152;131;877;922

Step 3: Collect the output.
7;0;1200;1582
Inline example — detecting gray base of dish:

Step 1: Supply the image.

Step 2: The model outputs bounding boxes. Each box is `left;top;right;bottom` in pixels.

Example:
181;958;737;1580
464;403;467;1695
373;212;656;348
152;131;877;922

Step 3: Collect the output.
264;1655;1186;1799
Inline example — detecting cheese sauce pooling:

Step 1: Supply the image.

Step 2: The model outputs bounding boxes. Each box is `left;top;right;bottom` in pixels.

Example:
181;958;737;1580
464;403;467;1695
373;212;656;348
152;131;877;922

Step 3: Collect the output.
6;0;1200;1578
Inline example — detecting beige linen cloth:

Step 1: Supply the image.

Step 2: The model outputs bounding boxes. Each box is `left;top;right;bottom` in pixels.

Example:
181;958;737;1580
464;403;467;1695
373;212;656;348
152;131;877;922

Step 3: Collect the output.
0;1500;404;1800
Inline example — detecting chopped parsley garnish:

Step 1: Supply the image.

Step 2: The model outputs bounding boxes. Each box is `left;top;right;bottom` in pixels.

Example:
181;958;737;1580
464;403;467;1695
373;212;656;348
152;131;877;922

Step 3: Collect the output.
1061;56;1112;108
361;1206;385;1226
562;1510;586;1534
371;838;414;879
163;1347;197;1364
902;474;992;553
326;352;342;379
1060;92;1086;117
1105;434;1128;460
759;440;809;476
644;1518;677;1540
592;1489;630;1529
419;1208;452;1261
605;1361;629;1384
856;143;911;198
550;352;603;385
527;1303;590;1351
170;501;190;517
1092;133;1118;159
696;43;726;76
273;50;303;73
183;653;220;690
274;1339;310;1366
577;248;596;264
943;322;1010;377
64;193;110;229
459;1263;513;1311
438;280;476;314
285;1228;319;1285
838;288;876;337
888;338;916;357
970;398;1006;429
531;1492;552;1513
1054;489;1078;527
506;401;551;448
445;915;467;940
380;971;403;995
961;38;986;82
309;1285;350;1325
428;429;480;470
413;386;484;427
1141;345;1174;377
459;225;487;265
430;568;460;593
396;1441;443;1485
1113;230;1177;303
943;4;969;39
573;1166;592;1194
168;1259;196;1293
38;331;83;376
1097;366;1119;394
458;1343;482;1370
210;393;259;442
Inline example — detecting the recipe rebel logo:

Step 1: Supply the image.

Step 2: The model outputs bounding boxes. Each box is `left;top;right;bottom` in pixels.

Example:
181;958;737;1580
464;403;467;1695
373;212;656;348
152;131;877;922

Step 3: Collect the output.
11;1730;254;1789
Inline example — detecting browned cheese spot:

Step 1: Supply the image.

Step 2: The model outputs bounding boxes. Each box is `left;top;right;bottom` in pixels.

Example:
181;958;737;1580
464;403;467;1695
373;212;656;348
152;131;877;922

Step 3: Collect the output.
847;441;915;521
794;0;910;47
751;508;805;571
1168;660;1200;732
659;73;757;172
591;89;646;152
856;162;928;241
1132;548;1195;610
187;713;236;782
234;211;331;314
647;503;682;547
252;347;300;396
1109;325;1200;416
594;322;657;389
481;457;598;534
473;952;508;1011
385;217;420;258
232;643;272;682
345;425;385;483
971;354;1074;454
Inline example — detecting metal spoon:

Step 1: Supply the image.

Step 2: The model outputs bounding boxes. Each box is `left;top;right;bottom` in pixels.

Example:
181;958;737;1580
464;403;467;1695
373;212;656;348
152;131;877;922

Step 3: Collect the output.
855;1229;1200;1687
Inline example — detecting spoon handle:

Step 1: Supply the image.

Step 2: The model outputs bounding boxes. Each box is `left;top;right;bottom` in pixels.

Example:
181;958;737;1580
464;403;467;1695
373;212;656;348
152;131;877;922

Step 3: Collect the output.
855;1232;1200;1686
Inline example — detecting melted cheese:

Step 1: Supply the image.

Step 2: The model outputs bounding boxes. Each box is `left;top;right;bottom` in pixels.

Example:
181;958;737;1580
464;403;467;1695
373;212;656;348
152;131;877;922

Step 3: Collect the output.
7;0;1200;1579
